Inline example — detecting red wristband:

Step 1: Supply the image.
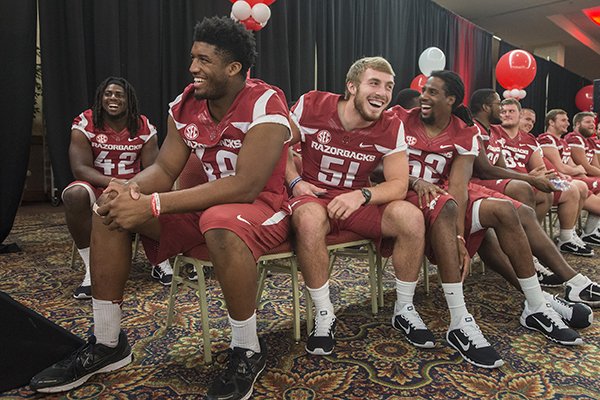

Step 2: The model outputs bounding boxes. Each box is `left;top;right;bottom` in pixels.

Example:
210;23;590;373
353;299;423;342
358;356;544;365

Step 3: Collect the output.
150;192;161;218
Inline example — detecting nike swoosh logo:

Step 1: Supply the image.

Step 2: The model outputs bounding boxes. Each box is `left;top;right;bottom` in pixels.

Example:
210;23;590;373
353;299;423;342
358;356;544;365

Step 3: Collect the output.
236;215;251;225
439;144;454;149
453;333;471;351
358;143;373;148
531;316;555;333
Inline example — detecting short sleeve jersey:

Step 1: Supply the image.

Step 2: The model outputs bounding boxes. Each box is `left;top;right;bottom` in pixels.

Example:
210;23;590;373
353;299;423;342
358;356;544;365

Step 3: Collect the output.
392;106;479;184
537;132;571;164
490;126;540;173
71;109;157;180
291;91;407;190
475;121;502;166
564;131;596;163
169;79;291;205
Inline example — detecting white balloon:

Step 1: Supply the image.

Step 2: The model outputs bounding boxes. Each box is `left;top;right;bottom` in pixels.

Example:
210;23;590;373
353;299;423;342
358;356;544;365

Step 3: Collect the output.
503;90;511;99
232;1;252;21
418;47;446;76
519;89;527;99
230;11;238;22
252;3;271;24
510;88;520;98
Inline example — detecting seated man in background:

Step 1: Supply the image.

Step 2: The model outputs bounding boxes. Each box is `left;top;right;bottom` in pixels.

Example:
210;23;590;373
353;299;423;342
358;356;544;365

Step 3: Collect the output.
31;17;291;400
287;56;426;355
62;76;172;300
391;87;420;109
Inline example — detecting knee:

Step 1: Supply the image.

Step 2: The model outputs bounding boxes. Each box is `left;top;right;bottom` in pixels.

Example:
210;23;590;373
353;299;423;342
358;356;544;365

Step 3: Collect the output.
489;200;520;227
204;228;244;253
62;186;91;210
562;186;580;204
438;199;458;221
291;204;328;238
517;204;537;225
507;181;535;206
385;201;424;237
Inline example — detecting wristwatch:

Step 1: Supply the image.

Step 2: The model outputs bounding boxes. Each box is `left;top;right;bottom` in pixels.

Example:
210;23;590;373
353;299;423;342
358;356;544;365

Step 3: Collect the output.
360;188;372;205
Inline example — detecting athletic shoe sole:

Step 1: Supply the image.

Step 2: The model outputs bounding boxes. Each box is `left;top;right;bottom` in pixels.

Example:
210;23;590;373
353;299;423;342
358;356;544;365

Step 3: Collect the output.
519;317;583;346
446;335;504;369
305;346;333;356
35;353;133;393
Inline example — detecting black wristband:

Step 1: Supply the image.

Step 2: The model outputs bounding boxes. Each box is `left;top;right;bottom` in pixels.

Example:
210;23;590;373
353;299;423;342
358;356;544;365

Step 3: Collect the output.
360;188;372;205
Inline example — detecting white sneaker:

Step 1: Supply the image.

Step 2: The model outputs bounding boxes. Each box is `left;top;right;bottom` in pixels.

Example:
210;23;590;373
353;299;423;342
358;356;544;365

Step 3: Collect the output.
544;292;593;329
391;303;435;348
446;314;503;369
520;301;582;345
151;260;173;285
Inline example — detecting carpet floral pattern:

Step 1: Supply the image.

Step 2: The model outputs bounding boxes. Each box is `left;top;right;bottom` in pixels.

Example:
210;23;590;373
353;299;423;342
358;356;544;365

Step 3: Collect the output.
1;210;599;399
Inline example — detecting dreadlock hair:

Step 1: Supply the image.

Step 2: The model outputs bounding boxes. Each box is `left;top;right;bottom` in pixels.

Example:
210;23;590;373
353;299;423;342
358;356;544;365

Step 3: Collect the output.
469;88;497;114
193;16;257;77
429;70;474;126
92;76;140;138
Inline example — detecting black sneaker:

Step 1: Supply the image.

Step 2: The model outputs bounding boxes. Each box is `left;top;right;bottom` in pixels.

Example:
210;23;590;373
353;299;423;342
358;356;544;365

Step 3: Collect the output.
545;292;593;329
73;284;92;300
187;264;198;281
446;314;504;369
533;258;563;287
391;303;435;348
556;235;594;257
306;310;336;355
520;302;583;345
29;331;132;393
581;229;600;246
207;338;267;400
565;278;600;307
151;261;173;286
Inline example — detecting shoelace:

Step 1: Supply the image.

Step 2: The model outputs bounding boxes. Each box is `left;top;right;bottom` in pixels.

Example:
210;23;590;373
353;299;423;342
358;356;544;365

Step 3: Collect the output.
541;305;569;330
57;340;95;368
533;258;553;277
402;308;428;330
215;348;254;381
313;314;335;336
572;233;589;249
548;296;573;320
460;321;490;349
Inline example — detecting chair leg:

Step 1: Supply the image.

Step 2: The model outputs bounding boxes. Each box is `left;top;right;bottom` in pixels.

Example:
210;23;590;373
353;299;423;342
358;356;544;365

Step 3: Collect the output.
131;233;140;261
367;243;378;315
423;259;429;295
255;261;268;309
290;258;301;342
305;287;314;335
166;256;182;328
192;259;212;364
70;242;77;270
377;254;386;308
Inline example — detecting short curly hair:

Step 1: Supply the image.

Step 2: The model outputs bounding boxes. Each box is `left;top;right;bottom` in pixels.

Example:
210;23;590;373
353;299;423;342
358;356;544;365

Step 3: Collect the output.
193;16;257;77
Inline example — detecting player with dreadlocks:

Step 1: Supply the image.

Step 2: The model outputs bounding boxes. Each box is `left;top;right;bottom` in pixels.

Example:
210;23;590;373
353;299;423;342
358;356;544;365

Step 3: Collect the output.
389;70;581;369
60;76;169;301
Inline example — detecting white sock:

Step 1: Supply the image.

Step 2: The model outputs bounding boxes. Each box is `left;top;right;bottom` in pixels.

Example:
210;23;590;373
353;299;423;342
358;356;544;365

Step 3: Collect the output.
518;275;546;309
566;273;589;288
394;279;417;311
229;313;261;353
93;298;122;347
307;281;334;314
559;229;574;242
442;282;469;329
584;214;600;234
78;247;91;286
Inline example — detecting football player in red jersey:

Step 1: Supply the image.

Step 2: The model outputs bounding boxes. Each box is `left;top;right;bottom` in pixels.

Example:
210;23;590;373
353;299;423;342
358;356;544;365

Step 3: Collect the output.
396;71;581;368
286;57;427;356
60;77;172;300
31;17;291;400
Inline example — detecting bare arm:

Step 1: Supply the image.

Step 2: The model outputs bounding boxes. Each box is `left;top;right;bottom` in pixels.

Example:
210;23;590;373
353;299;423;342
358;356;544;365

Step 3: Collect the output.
69;129;113;187
139;135;159;169
447;154;474;238
571;146;600;177
542;146;585;176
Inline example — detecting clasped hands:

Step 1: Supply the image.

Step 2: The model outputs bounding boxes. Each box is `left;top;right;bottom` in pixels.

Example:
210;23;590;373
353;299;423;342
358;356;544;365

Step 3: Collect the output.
94;179;152;231
291;180;363;220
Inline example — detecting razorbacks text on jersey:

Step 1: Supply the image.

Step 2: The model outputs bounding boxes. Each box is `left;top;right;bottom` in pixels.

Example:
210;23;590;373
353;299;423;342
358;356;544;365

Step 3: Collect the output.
291;91;407;190
169;78;291;206
489;126;540;173
391;106;479;183
72;109;156;179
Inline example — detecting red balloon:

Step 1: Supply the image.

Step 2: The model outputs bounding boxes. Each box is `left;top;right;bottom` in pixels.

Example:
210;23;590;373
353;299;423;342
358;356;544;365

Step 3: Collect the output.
241;16;263;31
410;74;427;91
495;50;537;90
575;85;594;111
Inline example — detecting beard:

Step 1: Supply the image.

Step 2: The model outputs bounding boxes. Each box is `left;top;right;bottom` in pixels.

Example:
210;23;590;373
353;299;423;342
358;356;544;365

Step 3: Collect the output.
420;112;435;125
490;114;502;125
579;126;594;137
105;109;127;121
193;77;228;101
354;95;381;122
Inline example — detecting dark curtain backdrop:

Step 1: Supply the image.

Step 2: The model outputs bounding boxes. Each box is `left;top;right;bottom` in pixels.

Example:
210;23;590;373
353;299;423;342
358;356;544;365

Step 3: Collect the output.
314;0;492;104
547;61;591;123
0;0;36;243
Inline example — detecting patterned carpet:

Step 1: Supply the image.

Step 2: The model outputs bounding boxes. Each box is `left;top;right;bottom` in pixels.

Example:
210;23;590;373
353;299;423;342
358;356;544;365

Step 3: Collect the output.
1;208;599;399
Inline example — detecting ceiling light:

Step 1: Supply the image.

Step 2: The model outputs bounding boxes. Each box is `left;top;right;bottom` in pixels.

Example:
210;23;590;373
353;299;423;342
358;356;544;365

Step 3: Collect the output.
584;6;600;27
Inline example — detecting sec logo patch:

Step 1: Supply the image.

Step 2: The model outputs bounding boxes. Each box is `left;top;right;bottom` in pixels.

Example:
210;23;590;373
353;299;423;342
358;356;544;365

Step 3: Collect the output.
184;124;199;140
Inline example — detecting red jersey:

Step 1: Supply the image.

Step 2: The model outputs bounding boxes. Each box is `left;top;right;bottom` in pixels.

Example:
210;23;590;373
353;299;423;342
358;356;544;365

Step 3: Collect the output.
490;126;540;173
475;121;504;166
564;131;596;163
392;106;479;184
291;91;407;190
169;79;291;207
71;109;156;180
537;132;571;164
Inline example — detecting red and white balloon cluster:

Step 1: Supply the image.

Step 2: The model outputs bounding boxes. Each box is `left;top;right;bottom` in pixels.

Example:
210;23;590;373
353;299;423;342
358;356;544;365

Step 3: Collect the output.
230;0;274;31
410;47;446;91
495;50;537;100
